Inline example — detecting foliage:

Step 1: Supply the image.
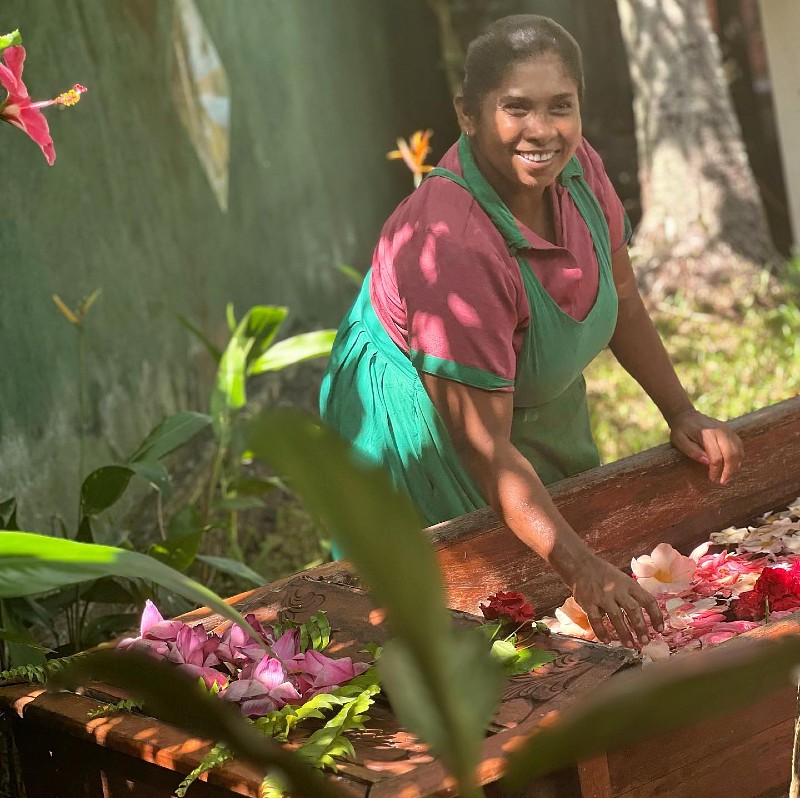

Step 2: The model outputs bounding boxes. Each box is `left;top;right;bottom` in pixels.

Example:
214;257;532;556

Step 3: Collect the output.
588;261;800;461
182;302;335;563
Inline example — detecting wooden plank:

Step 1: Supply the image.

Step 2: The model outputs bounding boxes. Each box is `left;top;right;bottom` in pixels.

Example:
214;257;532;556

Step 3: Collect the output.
429;396;800;613
576;756;613;798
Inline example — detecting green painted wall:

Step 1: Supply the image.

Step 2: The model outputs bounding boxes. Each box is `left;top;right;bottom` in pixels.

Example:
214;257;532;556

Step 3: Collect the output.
0;1;456;528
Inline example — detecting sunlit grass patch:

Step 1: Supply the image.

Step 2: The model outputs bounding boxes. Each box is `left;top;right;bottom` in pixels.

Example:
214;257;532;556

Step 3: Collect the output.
588;278;800;463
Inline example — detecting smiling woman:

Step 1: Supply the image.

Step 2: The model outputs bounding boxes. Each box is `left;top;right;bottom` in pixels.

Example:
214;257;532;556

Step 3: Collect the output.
320;14;743;650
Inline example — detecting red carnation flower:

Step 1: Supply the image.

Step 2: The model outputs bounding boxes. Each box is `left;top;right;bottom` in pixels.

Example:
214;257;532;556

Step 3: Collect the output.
733;562;800;620
479;591;536;625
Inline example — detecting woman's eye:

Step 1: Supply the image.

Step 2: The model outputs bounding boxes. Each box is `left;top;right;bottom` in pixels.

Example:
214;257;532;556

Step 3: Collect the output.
503;104;528;117
552;101;574;114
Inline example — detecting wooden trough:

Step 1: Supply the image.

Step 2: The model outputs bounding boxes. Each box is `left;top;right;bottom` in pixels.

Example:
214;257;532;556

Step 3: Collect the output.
2;395;799;798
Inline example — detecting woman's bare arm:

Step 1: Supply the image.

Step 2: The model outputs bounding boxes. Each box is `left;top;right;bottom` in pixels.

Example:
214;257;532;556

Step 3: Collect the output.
421;372;663;646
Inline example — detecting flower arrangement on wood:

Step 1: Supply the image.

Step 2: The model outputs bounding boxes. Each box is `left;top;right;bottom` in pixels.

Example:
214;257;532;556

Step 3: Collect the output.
479;590;556;674
543;497;800;664
0;30;87;164
113;601;381;796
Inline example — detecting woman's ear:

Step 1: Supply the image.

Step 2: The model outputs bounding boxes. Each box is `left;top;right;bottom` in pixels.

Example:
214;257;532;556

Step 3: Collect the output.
453;95;474;137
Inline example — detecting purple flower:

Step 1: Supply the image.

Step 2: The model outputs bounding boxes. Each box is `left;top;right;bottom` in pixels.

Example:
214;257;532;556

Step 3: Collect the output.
221;655;302;717
290;649;369;700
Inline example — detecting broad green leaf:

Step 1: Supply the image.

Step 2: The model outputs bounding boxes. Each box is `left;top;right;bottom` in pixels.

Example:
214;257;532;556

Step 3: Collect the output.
225;302;237;333
128;412;212;463
0;629;54;654
75;515;93;543
334;264;365;287
0;497;18;530
506;644;556;676
248;330;336;375
52;650;348;798
490;639;519;665
177;314;223;363
247;409;499;793
242;305;288;364
0;532;267;650
503;635;800;788
127;460;171;496
0;30;21;51
148;530;203;573
81;612;141;648
213;333;248;417
196;555;266;587
380;630;504;791
84;577;137;605
80;466;133;517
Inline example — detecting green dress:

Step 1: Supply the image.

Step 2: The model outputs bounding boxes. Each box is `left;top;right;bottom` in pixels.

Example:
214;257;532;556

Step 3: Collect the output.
320;134;619;539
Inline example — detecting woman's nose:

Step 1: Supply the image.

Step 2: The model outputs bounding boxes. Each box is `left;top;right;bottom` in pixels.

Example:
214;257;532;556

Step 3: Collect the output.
524;112;556;141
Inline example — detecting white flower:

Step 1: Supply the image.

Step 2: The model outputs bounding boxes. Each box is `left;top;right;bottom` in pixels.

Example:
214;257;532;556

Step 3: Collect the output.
553;597;596;640
710;526;749;545
631;543;697;595
641;639;671;665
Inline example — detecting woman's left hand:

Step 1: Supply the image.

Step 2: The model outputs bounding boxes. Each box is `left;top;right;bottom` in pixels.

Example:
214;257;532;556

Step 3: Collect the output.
668;408;744;485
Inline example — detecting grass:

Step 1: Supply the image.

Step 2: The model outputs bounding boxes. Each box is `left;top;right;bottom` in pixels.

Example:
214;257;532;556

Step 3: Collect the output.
588;262;800;462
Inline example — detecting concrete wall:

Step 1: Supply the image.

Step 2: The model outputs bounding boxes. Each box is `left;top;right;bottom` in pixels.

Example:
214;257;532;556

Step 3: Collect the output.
0;1;457;529
758;0;800;249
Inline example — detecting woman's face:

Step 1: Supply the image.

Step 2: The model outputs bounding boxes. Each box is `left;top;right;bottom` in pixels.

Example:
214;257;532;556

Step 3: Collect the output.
457;53;582;200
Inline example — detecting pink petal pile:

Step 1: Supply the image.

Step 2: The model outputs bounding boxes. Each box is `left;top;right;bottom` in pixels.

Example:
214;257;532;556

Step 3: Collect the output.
118;601;369;717
541;497;800;664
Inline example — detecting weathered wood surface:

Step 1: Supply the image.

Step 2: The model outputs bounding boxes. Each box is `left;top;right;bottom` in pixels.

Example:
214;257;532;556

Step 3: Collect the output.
0;578;635;797
430;395;800;614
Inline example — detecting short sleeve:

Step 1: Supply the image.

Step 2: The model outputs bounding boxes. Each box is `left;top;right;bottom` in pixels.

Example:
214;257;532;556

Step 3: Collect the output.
395;223;523;391
577;140;632;255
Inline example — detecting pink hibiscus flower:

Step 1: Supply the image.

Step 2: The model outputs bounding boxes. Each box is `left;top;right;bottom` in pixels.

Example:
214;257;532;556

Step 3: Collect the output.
291;649;369;700
0;45;86;164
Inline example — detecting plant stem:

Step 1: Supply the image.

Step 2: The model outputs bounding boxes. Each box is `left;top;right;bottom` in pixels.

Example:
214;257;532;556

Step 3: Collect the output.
77;323;86;520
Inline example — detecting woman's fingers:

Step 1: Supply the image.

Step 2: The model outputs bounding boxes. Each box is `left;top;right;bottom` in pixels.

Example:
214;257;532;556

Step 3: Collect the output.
672;430;708;465
633;584;664;631
700;427;724;483
584;605;610;644
714;428;744;485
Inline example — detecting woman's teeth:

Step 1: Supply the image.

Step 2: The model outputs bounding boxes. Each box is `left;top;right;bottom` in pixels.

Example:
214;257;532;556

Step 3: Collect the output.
517;151;554;163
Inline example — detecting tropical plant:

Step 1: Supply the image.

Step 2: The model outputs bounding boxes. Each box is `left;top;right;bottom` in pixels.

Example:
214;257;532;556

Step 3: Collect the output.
179;303;336;564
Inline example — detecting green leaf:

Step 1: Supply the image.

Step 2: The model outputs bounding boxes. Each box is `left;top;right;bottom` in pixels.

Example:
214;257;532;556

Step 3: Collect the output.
195;555;266;587
0;531;267;650
148;530;203;573
299;611;331;652
225;302;237;333
80;466;133;517
334;263;365;287
83;577;137;605
503;635;800;788
75;515;93;543
242;305;288;364
51;650;348;798
0;497;18;530
87;697;144;719
0;30;21;51
177;314;223;363
0;628;54;654
127;460;171;496
505;644;556;676
248;330;336;375
127;412;212;463
81;612;140;648
490;639;519;665
380;630;504;785
175;743;233;797
247;409;502;793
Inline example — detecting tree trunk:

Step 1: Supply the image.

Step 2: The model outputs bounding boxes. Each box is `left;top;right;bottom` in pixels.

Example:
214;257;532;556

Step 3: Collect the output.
616;0;779;311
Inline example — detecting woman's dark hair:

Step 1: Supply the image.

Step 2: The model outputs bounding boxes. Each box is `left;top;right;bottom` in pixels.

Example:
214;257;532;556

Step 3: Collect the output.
461;15;584;114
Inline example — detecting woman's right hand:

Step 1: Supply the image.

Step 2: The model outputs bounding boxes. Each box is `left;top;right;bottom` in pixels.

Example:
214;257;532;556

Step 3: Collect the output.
566;554;664;648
